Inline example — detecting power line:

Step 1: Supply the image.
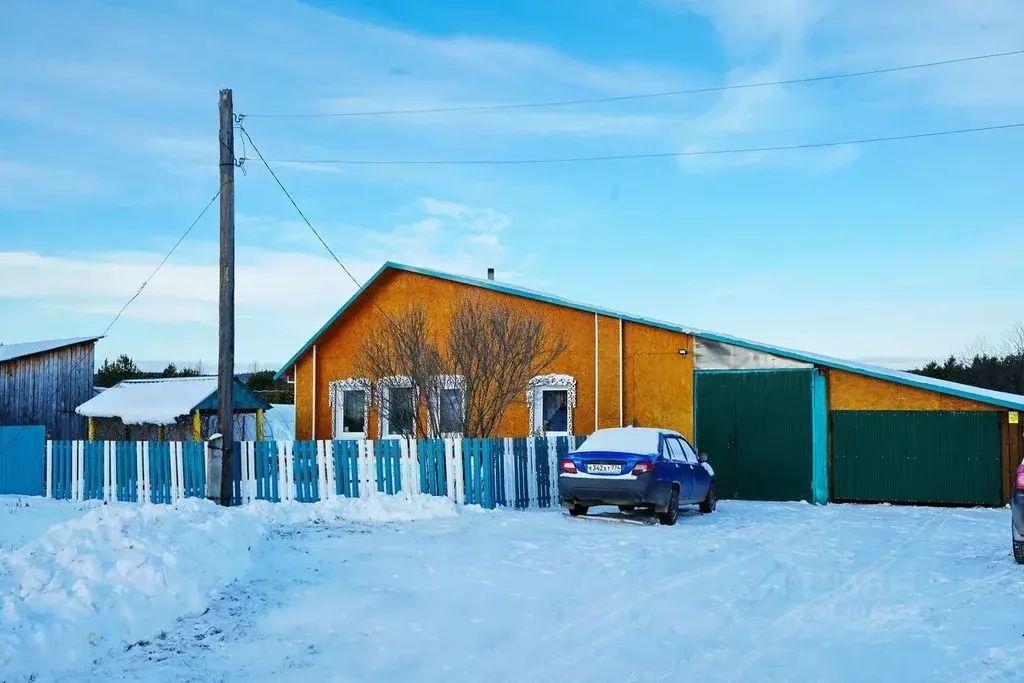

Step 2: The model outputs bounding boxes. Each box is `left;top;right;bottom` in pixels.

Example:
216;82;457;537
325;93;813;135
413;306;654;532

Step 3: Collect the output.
238;123;407;344
243;49;1024;119
102;190;221;337
249;121;1024;166
0;188;221;459
236;125;365;291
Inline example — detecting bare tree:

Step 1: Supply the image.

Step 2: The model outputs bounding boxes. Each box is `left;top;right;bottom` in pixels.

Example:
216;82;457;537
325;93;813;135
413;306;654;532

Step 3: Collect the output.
354;306;443;438
1004;322;1024;358
448;294;567;437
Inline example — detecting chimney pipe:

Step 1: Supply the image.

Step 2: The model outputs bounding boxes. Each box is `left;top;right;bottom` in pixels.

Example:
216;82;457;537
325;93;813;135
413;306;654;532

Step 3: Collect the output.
487;267;495;281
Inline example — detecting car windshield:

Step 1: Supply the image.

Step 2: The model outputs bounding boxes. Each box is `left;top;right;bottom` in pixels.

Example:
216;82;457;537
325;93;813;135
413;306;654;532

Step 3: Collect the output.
575;427;663;455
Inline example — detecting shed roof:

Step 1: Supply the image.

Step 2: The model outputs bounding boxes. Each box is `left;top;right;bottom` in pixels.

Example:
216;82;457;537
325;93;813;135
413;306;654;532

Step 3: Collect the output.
0;336;101;363
276;262;1024;411
75;376;270;425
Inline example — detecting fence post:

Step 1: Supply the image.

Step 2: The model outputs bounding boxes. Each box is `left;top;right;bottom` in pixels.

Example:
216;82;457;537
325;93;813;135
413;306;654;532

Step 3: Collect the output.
481;439;493;509
45;441;53;499
317;440;331;502
279;440;294;502
451;437;465;504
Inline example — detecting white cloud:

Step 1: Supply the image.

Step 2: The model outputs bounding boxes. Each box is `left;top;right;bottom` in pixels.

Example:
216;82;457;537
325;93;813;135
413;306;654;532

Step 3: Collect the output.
651;0;1024;171
0;196;521;329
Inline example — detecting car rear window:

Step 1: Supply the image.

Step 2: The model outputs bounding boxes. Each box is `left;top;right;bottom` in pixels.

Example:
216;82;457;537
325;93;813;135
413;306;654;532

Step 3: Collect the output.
575;428;662;455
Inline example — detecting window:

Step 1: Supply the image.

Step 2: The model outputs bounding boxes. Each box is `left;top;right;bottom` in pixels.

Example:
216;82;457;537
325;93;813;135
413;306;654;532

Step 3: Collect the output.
678;438;699;464
341;391;366;435
664;438;684;461
542;390;568;432
438;387;464;434
527;374;577;435
330;379;369;439
386;386;416;436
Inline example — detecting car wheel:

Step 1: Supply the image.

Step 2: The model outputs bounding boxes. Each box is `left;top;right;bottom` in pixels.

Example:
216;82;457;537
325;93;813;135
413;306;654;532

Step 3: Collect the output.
1014;539;1024;565
569;505;589;517
657;488;679;526
699;483;717;514
618;505;636;512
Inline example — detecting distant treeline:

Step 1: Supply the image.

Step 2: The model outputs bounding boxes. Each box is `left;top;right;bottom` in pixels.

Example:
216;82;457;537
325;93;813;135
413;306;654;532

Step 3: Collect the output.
910;323;1024;395
94;355;294;404
95;355;202;388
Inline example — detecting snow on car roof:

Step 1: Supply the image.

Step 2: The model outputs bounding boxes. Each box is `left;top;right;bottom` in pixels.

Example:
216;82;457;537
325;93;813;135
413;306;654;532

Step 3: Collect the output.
574;427;676;455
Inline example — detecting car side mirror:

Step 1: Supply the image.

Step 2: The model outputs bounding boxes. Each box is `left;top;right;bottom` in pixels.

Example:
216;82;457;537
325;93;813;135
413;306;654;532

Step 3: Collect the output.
698;453;708;463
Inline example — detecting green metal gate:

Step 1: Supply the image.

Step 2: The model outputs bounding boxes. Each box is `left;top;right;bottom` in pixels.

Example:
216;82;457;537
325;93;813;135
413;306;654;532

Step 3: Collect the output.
831;411;1002;506
695;369;827;502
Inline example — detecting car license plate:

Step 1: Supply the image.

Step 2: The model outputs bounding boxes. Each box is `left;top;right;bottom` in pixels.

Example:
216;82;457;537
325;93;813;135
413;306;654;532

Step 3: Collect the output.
587;463;621;474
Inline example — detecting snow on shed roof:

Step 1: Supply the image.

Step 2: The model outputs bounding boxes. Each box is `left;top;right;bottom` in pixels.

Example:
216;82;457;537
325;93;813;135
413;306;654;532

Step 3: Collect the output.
0;336;101;363
76;377;220;425
276;262;1024;411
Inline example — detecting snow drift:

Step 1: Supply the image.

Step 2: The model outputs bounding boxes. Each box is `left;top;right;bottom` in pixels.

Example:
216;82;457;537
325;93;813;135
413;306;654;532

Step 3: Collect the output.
0;493;459;680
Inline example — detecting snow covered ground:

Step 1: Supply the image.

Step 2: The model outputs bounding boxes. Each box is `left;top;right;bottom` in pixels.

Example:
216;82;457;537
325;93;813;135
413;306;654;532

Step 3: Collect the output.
4;498;1023;683
0;496;100;551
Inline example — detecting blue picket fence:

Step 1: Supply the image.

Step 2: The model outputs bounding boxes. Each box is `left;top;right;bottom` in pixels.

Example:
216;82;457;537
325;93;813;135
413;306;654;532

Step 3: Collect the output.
43;435;589;509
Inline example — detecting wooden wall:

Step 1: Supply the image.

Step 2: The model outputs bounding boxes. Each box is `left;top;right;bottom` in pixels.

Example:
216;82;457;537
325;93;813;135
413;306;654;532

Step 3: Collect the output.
290;269;694;440
0;342;95;439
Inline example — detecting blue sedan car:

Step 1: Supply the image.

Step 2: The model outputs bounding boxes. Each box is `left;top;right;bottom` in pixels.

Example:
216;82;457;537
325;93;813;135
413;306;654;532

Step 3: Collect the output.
557;427;716;525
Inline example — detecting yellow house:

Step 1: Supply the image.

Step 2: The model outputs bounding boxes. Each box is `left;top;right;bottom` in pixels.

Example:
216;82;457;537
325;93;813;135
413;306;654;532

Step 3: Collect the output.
276;262;1024;506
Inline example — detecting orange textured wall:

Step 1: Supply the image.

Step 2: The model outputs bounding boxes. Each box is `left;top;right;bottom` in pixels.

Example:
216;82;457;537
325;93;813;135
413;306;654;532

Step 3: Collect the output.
622;322;694;439
288;269;701;439
828;368;998;411
596;315;623;430
292;269;616;439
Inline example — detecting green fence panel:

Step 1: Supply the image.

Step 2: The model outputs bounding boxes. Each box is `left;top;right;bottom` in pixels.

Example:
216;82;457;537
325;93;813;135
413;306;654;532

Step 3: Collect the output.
832;411;1002;506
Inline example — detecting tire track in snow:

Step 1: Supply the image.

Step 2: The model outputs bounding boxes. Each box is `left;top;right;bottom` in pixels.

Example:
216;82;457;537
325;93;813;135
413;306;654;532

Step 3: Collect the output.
718;510;950;683
507;515;824;683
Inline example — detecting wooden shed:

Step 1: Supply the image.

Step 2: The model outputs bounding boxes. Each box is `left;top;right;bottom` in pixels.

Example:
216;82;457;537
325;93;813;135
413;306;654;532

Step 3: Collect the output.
75;376;272;442
0;336;101;439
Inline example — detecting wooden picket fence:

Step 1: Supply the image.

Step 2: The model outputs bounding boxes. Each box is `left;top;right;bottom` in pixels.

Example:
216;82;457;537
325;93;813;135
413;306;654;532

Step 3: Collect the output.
45;435;587;509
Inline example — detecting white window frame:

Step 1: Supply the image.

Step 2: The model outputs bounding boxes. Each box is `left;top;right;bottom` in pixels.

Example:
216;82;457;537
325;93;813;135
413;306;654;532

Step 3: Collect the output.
328;378;370;440
527;374;577;436
428;375;466;437
376;376;417;439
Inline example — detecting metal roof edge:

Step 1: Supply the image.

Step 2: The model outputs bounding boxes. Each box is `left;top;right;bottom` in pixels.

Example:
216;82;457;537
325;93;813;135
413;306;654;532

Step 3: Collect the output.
274;262;699;380
384;262;699;335
0;335;103;364
694;331;1024;411
273;262;393;380
275;261;1024;411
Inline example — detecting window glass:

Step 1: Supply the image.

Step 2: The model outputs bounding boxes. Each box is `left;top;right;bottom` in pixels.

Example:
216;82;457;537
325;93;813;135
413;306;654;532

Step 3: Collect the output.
438;387;464;434
342;390;365;434
388;386;415;435
542;390;568;432
678;438;698;464
664;438;684;460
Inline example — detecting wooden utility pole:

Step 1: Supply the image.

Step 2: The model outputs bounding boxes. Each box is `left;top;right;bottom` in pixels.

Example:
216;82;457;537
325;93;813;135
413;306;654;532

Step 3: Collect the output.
211;88;235;506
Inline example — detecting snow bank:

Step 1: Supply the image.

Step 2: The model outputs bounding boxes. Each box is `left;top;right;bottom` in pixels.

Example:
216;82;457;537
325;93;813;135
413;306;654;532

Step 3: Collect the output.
0;496;101;552
0;499;265;679
0;493;461;679
245;492;460;525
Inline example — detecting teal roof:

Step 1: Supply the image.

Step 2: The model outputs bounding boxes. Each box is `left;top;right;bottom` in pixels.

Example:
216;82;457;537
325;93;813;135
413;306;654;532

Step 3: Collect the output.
276;262;1024;411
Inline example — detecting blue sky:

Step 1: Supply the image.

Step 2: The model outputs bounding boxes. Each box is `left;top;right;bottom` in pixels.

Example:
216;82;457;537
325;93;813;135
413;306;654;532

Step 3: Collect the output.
2;0;1023;371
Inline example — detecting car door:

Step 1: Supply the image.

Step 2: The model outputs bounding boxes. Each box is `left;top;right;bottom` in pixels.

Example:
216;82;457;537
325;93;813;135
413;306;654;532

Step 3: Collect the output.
654;435;677;486
663;437;692;503
679;437;709;503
